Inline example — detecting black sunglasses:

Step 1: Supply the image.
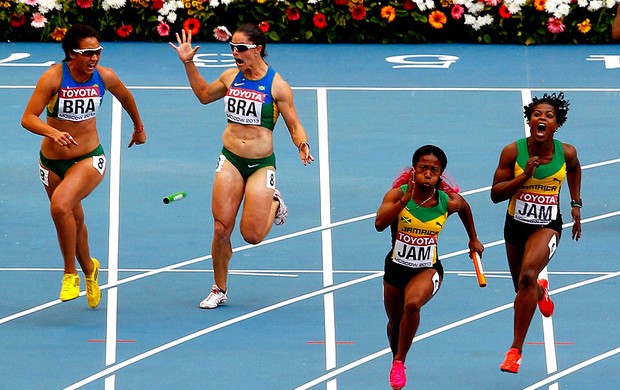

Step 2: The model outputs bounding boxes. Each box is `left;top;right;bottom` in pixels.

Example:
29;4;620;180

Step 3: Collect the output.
72;46;103;56
229;43;257;53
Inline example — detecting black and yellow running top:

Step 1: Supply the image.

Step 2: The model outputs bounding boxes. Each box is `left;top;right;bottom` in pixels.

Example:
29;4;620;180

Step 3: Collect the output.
389;186;449;269
508;138;566;225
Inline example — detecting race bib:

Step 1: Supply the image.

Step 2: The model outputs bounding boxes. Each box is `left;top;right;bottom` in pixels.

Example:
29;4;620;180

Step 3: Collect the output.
225;87;266;125
39;164;49;186
514;192;558;225
92;155;106;175
57;85;102;121
215;154;226;173
392;232;436;268
265;169;276;189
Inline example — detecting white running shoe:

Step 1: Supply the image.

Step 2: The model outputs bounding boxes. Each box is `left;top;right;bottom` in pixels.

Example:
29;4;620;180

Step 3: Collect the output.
273;189;288;226
199;284;228;309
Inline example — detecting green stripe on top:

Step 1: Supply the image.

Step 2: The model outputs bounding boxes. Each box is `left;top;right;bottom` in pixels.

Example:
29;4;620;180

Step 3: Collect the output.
516;138;565;178
399;185;449;222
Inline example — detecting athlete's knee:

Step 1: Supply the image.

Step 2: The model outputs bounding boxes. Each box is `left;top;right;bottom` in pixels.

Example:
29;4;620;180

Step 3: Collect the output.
213;220;234;241
517;270;538;291
240;229;265;245
403;300;423;315
49;198;73;221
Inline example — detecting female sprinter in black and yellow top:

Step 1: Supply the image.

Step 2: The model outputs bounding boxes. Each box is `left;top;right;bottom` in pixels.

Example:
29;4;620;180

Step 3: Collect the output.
375;145;484;390
492;92;582;374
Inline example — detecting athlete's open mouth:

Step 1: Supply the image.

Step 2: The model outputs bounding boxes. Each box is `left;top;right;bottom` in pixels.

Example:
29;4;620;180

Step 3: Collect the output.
536;122;546;135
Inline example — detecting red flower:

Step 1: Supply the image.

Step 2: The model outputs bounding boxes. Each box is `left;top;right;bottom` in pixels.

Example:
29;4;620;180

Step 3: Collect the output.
76;0;93;9
498;5;512;19
334;0;347;5
313;13;327;29
183;18;200;35
9;14;26;28
403;0;415;11
152;0;164;11
351;5;366;21
286;7;301;21
258;21;270;33
116;25;133;38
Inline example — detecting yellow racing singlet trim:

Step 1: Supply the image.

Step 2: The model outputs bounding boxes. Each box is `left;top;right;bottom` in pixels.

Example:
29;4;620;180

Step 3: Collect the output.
390;187;449;267
508;138;566;224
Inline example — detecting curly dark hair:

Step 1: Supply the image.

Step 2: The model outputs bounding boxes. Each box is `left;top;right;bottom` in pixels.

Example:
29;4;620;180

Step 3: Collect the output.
523;92;570;128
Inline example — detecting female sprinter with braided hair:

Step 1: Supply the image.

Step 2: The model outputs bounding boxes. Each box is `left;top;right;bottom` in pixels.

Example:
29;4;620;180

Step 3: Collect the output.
491;92;582;374
375;145;484;390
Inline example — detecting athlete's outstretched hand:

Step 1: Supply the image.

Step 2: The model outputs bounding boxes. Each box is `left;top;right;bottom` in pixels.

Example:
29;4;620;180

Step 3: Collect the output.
169;30;200;64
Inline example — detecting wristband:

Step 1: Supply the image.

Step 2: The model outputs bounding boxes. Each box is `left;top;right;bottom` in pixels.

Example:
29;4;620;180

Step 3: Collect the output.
570;198;582;208
297;141;310;152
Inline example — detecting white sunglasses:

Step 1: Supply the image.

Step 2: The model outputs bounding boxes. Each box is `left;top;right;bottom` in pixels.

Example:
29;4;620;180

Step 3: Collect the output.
72;46;103;56
229;43;257;52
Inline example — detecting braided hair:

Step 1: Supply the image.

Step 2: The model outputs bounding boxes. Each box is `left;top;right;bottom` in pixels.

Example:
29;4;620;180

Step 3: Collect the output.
523;92;570;128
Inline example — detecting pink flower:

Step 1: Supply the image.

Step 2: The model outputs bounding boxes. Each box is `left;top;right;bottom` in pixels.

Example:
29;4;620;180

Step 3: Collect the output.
451;4;464;20
547;17;565;34
31;13;47;29
157;21;170;37
212;26;231;41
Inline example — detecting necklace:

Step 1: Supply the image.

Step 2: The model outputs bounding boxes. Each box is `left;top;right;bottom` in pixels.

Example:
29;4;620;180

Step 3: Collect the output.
409;188;436;210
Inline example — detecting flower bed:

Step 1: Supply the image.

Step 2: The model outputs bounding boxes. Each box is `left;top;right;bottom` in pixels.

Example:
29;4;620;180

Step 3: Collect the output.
2;0;619;45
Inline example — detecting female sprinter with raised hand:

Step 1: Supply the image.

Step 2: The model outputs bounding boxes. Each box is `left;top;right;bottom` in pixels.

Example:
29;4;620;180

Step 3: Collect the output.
170;23;313;309
491;92;582;374
375;145;484;390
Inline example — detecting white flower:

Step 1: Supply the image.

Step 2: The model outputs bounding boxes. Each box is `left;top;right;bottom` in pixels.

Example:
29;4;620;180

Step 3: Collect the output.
102;0;126;11
468;1;485;14
504;0;527;14
167;11;178;24
545;0;571;18
414;0;435;11
37;0;61;13
454;0;476;9
587;0;604;11
464;13;494;30
159;0;183;16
